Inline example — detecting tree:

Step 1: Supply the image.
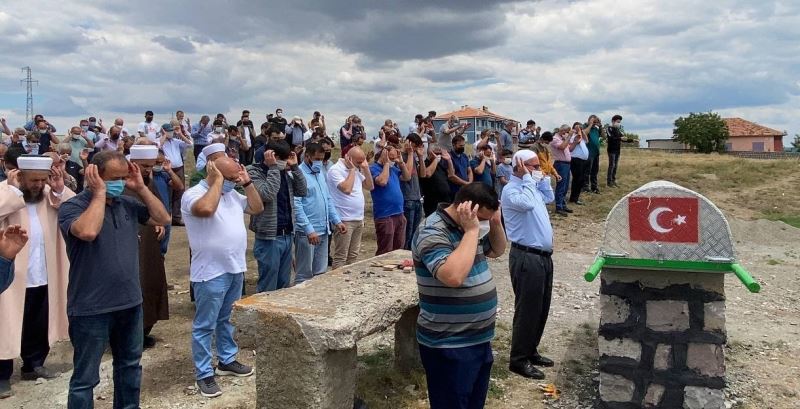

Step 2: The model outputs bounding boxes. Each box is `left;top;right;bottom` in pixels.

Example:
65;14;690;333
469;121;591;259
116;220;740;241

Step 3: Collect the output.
672;112;729;153
791;133;800;152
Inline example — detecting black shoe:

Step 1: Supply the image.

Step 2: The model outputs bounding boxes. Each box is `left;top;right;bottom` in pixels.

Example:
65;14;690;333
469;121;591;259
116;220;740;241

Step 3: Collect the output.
556;209;569;217
0;379;13;399
570;200;585;206
215;360;253;377
354;397;369;409
531;355;555;367
172;219;185;227
21;366;60;380
563;207;574;213
509;362;545;379
197;376;222;398
591;189;601;194
143;335;156;349
582;187;591;193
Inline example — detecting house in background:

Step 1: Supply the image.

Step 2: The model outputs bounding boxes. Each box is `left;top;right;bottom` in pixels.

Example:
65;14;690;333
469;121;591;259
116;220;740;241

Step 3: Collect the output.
646;139;689;150
723;118;786;152
433;105;519;143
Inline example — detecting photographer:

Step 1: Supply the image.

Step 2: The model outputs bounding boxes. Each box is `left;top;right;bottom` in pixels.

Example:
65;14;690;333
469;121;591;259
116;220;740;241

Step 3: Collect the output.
582;115;603;193
439;116;469;152
284;116;307;150
518;120;539;149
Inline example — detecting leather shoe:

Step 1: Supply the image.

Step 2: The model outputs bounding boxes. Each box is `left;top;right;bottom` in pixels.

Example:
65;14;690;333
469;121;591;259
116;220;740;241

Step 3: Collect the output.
21;366;60;381
353;397;369;409
531;355;555;367
563;207;574;213
509;362;545;379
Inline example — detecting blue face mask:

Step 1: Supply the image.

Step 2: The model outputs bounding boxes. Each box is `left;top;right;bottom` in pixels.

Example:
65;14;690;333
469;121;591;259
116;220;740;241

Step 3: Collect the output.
222;180;237;194
311;160;323;173
105;180;125;198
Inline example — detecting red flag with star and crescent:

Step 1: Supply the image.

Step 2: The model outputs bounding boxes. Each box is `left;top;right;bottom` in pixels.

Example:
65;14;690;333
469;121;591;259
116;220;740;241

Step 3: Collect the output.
628;197;699;243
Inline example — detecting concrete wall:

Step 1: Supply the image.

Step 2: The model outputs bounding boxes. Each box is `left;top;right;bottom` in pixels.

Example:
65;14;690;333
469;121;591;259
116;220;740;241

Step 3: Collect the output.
647;140;688;150
726;136;782;152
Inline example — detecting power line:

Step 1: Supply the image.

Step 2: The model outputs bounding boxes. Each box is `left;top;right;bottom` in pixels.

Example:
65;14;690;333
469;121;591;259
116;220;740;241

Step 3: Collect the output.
20;66;38;124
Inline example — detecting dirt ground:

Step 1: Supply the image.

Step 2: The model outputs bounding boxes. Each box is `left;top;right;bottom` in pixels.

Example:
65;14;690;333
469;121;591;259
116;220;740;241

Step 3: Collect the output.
3;150;800;408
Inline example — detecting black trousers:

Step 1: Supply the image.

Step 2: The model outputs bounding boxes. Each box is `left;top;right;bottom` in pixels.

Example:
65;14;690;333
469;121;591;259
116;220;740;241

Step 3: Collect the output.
0;285;50;380
193;144;206;161
584;152;600;191
569;158;587;203
607;151;620;185
509;248;553;366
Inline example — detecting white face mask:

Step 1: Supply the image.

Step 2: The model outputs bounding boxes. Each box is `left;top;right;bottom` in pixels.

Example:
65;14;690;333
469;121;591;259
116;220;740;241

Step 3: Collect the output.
275;159;287;169
478;220;491;240
503;158;512;165
613;122;621;128
531;170;544;182
214;127;224;134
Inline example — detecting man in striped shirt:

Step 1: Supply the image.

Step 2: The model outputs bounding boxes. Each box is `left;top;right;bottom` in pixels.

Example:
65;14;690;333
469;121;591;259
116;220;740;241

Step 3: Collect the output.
412;182;506;409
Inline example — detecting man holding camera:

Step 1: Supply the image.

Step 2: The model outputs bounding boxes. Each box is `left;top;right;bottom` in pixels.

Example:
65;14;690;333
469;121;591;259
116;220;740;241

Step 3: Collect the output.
582;115;603;194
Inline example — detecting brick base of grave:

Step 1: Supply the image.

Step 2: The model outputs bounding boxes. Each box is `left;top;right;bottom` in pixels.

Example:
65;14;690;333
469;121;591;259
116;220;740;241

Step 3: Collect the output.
597;268;726;409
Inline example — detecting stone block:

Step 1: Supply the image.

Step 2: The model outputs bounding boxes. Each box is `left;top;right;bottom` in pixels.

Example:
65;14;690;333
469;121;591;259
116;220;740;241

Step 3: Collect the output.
394;305;422;372
599;372;635;403
598;337;641;362
600;294;631;325
687;343;725;377
646;300;690;332
683;386;725;409
603;268;725;295
703;302;726;332
644;383;665;408
653;344;672;370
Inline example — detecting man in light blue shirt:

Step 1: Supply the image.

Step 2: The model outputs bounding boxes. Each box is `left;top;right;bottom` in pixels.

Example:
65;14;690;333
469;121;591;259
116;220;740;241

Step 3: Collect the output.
293;143;346;284
500;149;555;381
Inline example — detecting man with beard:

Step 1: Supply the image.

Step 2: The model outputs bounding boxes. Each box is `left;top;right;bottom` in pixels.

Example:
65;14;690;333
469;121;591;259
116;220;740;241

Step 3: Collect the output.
138;111;161;142
127;144;183;348
96;125;125;152
0;155;75;398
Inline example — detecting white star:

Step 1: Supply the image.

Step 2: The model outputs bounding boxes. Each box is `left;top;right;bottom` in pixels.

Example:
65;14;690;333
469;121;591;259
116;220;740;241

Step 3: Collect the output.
673;215;687;226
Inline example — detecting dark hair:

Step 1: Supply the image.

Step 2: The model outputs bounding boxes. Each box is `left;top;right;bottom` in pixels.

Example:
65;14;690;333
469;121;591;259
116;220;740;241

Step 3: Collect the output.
91;150;127;176
405;133;423;147
453;182;499;211
145;110;154;116
540;131;554;142
502;149;513;156
267;140;291;160
573;122;582;128
227;125;238;133
527;120;535;126
452;135;465;144
305;142;324;157
4;147;27;169
275;108;283;113
428;111;436;117
612;114;623;122
242;110;250;115
415;114;424;120
212;119;224;127
268;126;280;135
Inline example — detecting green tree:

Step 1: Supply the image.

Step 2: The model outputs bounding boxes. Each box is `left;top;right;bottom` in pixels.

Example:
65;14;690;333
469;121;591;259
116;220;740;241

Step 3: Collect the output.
672;112;729;153
791;133;800;151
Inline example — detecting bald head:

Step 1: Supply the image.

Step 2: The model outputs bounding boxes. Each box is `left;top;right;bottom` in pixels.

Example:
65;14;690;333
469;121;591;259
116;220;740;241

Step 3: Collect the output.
114;118;124;126
209;155;241;181
346;147;366;167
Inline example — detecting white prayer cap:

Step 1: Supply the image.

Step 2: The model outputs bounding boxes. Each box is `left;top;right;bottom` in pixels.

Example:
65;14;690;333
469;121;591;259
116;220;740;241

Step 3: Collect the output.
17;156;53;171
129;145;159;160
202;143;226;158
512;149;537;164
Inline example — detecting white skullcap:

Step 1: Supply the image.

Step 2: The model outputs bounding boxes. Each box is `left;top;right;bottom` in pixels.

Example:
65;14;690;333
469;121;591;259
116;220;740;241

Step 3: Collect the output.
129;145;159;160
17;156;53;171
202;143;226;158
512;149;537;164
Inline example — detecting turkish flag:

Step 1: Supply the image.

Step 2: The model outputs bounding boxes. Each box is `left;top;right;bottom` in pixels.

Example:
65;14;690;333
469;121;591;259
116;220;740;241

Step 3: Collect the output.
628;197;699;243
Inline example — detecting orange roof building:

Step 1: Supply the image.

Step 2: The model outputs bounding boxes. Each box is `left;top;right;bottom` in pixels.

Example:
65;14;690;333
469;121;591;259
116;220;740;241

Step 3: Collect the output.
722;118;786;152
433;105;520;143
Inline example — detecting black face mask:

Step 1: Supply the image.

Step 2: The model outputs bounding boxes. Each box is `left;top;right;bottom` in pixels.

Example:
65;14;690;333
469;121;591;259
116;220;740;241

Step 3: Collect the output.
324;151;332;161
110;134;120;140
454;147;465;154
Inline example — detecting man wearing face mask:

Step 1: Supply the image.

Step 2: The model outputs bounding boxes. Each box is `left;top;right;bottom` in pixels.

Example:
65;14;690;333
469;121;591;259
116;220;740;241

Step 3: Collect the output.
182;144;263;398
496;149;514;199
96;125;125;152
412;182;506;409
419;145;453;217
236;110;255;165
58;150;171;408
34;119;59;155
138;111;161;142
191;115;213;160
66;126;95;168
447;135;473;197
270;108;288;132
248;140;306;292
606;114;624;188
194;120;228;172
501;150;555;380
0;155;74;399
159;123;192;226
294;143;346;284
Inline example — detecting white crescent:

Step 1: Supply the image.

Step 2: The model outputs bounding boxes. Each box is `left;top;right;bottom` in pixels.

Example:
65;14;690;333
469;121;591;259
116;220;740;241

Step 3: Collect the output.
648;207;673;233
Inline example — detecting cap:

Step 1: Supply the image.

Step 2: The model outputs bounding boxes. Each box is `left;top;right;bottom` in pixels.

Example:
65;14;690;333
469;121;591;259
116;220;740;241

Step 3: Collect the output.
161;123;174;132
17;156;53;171
202;143;226;158
129;145;159;160
512;150;537;164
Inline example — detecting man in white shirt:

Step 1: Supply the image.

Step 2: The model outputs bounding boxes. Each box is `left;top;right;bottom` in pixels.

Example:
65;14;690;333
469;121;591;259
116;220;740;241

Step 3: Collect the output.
159;123;192;226
181;144;263;398
138;111;161;142
114;118;131;140
326;147;373;269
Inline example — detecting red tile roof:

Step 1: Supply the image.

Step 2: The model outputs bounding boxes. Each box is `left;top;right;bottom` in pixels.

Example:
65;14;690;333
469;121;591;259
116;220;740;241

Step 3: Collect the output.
435;106;518;123
723;118;784;138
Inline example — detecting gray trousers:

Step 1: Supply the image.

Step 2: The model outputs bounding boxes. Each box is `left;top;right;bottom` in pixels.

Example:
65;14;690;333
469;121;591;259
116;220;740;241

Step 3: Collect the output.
509;247;554;366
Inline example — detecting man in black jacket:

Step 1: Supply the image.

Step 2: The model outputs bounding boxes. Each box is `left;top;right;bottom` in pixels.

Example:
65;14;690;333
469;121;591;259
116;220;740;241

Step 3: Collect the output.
606;114;624;187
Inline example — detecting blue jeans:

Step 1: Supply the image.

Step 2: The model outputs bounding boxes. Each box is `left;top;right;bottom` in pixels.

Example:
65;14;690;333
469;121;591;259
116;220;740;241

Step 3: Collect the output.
191;273;243;380
253;235;293;292
403;200;423;250
419;342;494;409
68;305;143;409
294;232;329;284
160;225;171;256
554;161;571;210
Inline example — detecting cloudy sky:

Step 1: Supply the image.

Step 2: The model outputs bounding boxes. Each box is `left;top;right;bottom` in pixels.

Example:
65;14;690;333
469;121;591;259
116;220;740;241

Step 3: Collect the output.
1;0;798;144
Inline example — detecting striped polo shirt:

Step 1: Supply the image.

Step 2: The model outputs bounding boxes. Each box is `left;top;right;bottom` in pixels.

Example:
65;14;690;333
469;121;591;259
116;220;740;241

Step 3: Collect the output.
412;206;497;349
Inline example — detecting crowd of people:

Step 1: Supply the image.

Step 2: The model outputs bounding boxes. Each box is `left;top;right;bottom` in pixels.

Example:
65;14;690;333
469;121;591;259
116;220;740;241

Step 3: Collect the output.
0;108;625;408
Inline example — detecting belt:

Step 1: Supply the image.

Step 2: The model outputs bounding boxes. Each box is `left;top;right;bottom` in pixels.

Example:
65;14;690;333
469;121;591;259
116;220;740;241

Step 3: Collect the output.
554;160;570;164
511;242;552;257
275;227;293;236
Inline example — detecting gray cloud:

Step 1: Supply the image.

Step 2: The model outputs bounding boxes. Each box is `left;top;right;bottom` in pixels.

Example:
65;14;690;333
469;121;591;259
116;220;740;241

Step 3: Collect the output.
420;67;495;83
152;35;196;54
